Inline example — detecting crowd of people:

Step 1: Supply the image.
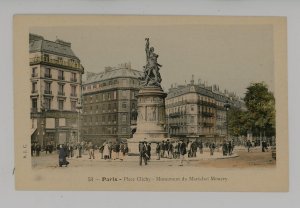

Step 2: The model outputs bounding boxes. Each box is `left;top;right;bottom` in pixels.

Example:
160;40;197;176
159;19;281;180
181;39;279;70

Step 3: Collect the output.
99;141;128;160
31;137;274;167
31;143;42;157
222;140;235;156
56;141;130;167
138;139;221;166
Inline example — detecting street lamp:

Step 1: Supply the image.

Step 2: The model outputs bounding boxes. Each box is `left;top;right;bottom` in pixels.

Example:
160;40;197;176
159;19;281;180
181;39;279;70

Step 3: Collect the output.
76;101;82;143
167;114;170;138
40;119;45;146
224;100;231;141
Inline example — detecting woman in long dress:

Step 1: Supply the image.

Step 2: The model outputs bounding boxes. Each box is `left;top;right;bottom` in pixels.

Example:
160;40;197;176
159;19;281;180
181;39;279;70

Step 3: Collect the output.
103;142;110;160
58;145;69;167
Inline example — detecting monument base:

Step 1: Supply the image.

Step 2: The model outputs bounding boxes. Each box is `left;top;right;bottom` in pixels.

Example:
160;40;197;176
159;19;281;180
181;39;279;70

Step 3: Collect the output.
127;86;168;155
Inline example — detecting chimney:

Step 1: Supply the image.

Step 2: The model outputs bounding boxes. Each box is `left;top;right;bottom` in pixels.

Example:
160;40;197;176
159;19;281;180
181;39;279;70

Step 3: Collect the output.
190;74;195;85
29;33;44;42
105;66;112;72
86;72;96;80
55;39;71;47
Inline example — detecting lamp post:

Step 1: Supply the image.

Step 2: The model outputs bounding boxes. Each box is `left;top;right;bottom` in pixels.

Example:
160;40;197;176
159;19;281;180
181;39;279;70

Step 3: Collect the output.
39;118;45;146
224;100;231;141
167;114;170;138
76;102;82;143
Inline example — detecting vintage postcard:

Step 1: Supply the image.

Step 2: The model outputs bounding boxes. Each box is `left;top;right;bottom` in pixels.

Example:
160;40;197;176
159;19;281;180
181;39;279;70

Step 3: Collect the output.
14;15;288;191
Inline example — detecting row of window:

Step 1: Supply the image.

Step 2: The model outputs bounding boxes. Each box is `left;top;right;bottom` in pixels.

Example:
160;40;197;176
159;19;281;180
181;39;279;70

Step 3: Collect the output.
169;116;215;124
84;90;137;103
31;81;77;97
32;67;78;82
167;105;216;115
169;126;215;134
83;114;128;124
83;102;136;113
167;91;228;105
83;78;140;91
31;98;78;111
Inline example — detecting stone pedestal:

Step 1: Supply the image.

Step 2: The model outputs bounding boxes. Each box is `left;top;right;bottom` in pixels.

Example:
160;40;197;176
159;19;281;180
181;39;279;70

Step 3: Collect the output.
127;86;168;155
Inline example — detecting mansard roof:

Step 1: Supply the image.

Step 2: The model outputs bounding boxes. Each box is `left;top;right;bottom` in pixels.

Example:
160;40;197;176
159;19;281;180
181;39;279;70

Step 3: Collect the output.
83;67;143;84
29;33;79;59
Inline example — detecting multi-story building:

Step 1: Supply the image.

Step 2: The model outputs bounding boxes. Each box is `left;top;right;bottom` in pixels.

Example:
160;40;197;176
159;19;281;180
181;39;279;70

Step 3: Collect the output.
165;79;243;143
29;33;84;147
81;63;143;144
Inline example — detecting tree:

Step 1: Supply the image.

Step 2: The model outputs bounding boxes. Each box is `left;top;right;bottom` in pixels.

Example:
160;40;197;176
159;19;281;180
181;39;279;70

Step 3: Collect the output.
243;82;275;138
228;107;247;137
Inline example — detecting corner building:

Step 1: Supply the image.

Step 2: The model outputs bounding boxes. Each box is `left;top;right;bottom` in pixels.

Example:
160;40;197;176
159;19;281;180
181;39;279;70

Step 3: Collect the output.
166;79;243;143
29;33;84;147
82;63;143;144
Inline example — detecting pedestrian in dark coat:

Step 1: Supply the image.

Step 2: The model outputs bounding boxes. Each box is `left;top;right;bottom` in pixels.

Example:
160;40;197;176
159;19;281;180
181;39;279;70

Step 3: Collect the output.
191;141;197;157
168;142;174;159
31;143;35;156
119;142;125;161
115;143;120;159
262;140;268;152
178;140;187;166
99;144;104;159
228;141;232;155
147;142;151;160
59;145;69;167
209;142;216;156
222;141;228;156
246;140;252;152
139;141;148;166
198;141;203;154
156;142;161;160
166;139;171;158
160;141;165;158
36;144;41;156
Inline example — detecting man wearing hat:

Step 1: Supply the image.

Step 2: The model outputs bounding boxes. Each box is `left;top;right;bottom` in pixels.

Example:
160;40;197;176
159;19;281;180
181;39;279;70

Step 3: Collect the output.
119;141;125;161
160;140;165;158
156;142;161;160
138;141;148;166
178;139;187;166
147;142;152;160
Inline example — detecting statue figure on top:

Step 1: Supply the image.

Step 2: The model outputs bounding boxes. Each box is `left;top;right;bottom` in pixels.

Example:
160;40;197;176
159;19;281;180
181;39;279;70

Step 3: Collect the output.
141;38;162;87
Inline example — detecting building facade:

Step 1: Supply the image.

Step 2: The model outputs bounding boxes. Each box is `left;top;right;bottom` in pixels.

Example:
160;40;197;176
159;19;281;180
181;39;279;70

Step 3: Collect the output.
81;63;143;144
29;33;84;147
165;79;243;143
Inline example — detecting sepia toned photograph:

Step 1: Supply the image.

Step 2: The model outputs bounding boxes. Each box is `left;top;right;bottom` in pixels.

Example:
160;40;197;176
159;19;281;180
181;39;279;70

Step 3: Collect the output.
14;15;288;191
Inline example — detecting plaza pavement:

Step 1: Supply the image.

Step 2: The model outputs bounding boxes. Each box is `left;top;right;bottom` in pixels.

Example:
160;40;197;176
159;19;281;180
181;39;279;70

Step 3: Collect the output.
81;150;238;162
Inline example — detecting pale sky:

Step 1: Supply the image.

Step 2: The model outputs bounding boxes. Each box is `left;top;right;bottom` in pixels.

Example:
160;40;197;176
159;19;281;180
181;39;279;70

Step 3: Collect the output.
31;24;274;97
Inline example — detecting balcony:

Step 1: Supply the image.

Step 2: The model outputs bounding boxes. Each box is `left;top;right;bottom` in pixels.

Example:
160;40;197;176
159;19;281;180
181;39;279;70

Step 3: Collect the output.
30;56;83;71
169;112;182;118
202;112;214;117
70;77;77;82
202;122;214;128
31;108;38;113
198;100;217;108
44;90;52;95
44;73;52;79
58;91;65;96
58;76;65;81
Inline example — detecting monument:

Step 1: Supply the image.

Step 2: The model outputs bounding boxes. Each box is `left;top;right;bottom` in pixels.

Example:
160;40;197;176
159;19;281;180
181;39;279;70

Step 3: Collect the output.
127;38;168;154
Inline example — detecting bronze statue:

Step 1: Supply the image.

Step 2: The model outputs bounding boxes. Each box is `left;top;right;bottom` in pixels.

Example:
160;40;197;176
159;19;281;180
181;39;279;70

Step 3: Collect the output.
142;38;162;87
